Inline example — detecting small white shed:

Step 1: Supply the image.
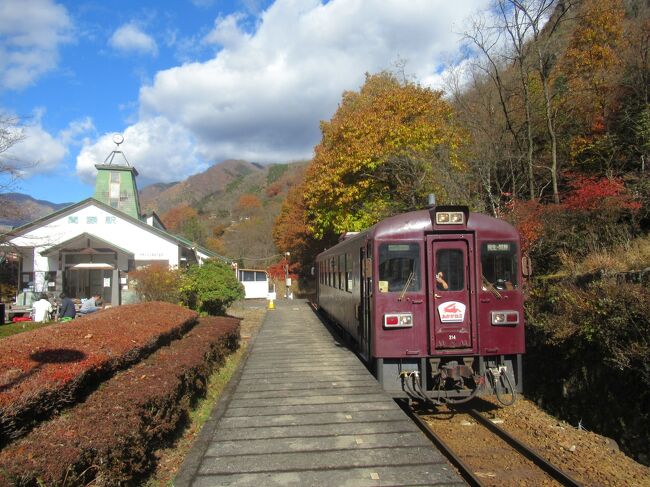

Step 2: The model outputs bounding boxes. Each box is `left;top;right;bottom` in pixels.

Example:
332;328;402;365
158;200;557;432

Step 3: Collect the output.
236;269;269;299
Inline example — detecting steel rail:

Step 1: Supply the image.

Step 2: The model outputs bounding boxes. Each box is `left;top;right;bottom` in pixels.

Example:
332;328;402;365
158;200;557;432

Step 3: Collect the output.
467;408;583;487
397;401;485;487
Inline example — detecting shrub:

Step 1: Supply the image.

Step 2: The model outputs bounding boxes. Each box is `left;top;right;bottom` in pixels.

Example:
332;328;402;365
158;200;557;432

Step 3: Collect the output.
181;259;244;315
530;280;650;378
129;262;182;303
0;302;197;445
0;316;240;487
526;278;650;464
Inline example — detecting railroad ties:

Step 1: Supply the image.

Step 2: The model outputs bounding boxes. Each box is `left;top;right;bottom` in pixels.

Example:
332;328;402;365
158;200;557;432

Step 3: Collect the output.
176;299;465;487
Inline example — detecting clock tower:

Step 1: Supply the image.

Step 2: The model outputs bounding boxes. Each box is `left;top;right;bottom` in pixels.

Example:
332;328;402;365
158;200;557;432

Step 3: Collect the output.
93;134;142;220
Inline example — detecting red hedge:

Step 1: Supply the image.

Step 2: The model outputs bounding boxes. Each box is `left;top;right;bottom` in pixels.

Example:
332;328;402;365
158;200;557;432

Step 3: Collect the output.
0;302;198;445
0;316;240;487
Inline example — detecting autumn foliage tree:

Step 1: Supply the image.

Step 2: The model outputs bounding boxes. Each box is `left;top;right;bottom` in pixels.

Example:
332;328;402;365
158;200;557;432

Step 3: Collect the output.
235;194;262;218
273;184;326;272
129;263;182;303
161;204;207;244
161;204;197;233
302;71;467;239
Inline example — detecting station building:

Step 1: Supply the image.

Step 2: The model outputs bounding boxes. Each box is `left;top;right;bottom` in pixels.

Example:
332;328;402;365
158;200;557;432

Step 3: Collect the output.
2;145;216;306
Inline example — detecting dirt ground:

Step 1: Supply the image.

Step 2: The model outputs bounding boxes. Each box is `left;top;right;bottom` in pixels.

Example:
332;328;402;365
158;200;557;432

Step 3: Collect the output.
423;396;650;487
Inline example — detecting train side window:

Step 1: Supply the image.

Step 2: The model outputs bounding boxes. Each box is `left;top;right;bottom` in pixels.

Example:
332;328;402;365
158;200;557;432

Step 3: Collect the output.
346;253;352;292
338;255;343;290
435;249;464;291
378;243;421;293
481;242;518;290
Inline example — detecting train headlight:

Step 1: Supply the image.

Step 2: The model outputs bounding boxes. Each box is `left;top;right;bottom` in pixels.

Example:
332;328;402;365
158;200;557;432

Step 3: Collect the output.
491;311;519;325
384;312;413;328
436;211;465;225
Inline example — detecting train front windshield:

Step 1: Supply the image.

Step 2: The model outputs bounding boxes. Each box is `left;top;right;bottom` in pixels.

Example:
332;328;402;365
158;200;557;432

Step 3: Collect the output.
481;242;518;290
378;243;421;293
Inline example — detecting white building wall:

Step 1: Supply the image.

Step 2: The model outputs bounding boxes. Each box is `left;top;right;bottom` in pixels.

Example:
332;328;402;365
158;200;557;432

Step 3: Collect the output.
10;203;180;271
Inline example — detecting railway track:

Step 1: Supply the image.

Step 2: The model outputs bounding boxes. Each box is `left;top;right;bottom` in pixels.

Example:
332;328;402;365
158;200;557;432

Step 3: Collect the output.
399;400;584;487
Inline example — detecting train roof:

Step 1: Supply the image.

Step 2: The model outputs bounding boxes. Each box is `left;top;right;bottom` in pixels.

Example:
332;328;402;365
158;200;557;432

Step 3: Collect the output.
318;207;519;258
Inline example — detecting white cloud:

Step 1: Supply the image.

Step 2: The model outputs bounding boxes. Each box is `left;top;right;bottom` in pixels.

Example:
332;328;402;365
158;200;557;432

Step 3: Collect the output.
4;121;67;176
80;0;490;183
58;117;96;146
109;23;158;56
75;117;206;184
0;0;72;90
1;113;97;178
203;13;250;49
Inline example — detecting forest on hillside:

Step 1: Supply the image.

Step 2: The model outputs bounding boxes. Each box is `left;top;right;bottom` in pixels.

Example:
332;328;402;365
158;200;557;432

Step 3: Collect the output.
274;0;650;465
276;0;648;274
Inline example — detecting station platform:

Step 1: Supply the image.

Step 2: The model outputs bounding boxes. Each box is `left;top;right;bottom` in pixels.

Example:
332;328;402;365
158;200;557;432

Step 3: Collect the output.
175;299;465;487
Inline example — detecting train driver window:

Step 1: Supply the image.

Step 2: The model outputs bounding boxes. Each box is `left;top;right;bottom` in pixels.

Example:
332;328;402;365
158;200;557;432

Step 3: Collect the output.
435;249;464;291
378;243;421;293
481;242;518;290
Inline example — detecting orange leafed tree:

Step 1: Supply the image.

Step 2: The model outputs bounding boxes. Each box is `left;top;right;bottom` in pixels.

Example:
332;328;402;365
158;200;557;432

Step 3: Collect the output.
161;205;199;234
273;184;322;272
561;0;625;130
237;194;262;210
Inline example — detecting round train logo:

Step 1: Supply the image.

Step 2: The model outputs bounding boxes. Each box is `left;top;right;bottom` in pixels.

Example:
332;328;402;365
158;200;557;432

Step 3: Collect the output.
438;301;466;323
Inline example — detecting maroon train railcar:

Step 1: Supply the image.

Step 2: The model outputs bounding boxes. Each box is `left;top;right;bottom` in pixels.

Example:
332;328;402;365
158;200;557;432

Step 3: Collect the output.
315;205;525;401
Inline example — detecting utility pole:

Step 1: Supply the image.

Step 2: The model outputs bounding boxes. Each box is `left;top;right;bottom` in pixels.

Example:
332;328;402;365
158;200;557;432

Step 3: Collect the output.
284;252;290;299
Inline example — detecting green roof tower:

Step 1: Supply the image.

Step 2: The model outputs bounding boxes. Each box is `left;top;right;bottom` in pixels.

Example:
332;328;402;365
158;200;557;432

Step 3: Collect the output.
93;134;142;220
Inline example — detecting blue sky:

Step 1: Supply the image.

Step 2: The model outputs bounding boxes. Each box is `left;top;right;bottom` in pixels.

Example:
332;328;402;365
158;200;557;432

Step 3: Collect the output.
0;0;490;203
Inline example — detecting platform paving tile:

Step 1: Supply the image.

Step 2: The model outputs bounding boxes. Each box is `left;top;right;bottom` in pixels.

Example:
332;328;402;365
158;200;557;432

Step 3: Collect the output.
236;380;373;390
227;393;391;408
219;409;408;428
240;369;370;379
232;386;381;401
199;446;448;475
244;358;361;368
237;374;372;385
212;419;421;441
236;378;378;393
239;370;371;381
175;300;464;487
193;465;464;487
206;431;430;456
247;352;357;358
241;366;362;375
225;401;397;417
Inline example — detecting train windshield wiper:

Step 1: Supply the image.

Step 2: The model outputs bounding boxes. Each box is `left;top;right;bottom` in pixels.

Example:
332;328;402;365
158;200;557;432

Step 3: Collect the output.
482;275;502;299
398;272;414;301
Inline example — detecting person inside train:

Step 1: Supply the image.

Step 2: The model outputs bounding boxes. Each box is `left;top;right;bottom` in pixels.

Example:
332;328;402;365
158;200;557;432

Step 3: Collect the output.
436;272;449;290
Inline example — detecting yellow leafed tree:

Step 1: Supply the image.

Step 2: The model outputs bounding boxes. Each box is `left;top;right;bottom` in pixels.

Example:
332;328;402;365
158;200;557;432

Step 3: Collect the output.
302;71;467;238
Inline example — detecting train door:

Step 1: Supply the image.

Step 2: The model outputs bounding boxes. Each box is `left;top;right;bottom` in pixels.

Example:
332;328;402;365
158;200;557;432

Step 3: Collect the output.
427;235;477;352
359;243;372;361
